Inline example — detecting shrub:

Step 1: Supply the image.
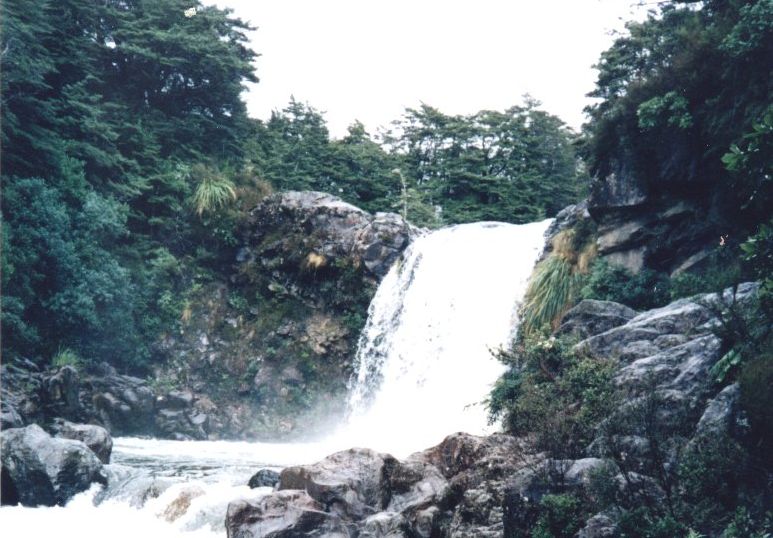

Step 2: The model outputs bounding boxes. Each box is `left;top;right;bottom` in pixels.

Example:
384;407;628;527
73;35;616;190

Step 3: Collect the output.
488;333;616;458
532;494;585;538
580;259;671;310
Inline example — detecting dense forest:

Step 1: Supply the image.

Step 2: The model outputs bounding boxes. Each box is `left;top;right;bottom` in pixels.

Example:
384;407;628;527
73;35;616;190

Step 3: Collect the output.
1;0;586;372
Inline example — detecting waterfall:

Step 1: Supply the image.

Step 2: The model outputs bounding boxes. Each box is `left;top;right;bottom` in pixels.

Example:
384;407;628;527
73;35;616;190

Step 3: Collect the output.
0;219;552;537
341;219;552;453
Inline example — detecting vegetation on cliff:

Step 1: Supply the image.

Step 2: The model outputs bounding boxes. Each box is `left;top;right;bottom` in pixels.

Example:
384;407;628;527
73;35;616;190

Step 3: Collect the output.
1;0;586;373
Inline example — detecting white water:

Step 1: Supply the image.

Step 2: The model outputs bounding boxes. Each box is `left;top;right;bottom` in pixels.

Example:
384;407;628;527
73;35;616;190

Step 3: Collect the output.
1;219;551;537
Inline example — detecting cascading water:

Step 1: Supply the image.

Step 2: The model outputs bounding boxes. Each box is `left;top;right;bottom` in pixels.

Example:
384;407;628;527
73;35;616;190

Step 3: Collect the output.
341;219;553;453
1;218;552;537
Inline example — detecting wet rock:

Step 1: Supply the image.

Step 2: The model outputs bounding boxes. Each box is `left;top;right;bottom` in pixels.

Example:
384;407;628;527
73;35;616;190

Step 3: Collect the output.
360;511;411;537
164;390;195;409
162;485;205;522
556;299;637;340
1;424;106;506
279;448;397;519
89;372;156;435
52;419;113;463
226;489;347;538
42;366;82;419
0;400;24;430
248;469;281;489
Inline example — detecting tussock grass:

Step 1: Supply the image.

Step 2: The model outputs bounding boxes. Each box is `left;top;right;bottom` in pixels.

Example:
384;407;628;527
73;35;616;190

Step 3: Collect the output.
520;228;597;335
190;166;237;216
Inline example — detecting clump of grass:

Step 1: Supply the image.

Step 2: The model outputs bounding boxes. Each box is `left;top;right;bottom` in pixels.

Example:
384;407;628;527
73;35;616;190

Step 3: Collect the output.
189;165;237;216
520;228;597;335
52;348;84;369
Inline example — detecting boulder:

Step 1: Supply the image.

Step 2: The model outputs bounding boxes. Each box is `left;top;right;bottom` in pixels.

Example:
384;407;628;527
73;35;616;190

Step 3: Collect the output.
226;490;348;538
1;424;106;506
52;419;113;463
278;448;396;519
577;512;618;538
556;300;637;340
248;469;281;489
694;383;742;438
41;365;82;420
245;191;419;280
88;371;156;435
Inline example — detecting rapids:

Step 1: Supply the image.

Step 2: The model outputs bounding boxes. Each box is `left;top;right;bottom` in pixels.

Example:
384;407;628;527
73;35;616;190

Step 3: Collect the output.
1;219;551;537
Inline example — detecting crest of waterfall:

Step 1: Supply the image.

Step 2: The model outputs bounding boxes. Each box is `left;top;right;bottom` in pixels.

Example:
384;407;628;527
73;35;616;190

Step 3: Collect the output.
343;219;553;453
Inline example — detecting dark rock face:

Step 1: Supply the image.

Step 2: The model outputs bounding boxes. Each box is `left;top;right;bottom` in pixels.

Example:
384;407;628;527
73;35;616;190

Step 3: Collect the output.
587;173;719;274
1;424;106;506
226;433;530;538
245;192;419;280
152;192;418;440
226;490;348;538
52;419;113;464
556;299;637;339
248;469;280;489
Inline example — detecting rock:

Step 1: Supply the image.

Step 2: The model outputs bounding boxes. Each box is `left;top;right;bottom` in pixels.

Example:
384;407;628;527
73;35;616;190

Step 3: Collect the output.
246;191;418;280
41;366;82;419
248;469;281;489
360;511;411;537
89;371;156;435
161;485;205;522
694;383;741;438
0;400;24;430
1;424;106;506
556;300;637;339
539;201;592;263
577;512;618;538
225;489;347;538
279;448;397;519
163;390;195;409
52;419;113;463
507;458;607;504
576;284;758;408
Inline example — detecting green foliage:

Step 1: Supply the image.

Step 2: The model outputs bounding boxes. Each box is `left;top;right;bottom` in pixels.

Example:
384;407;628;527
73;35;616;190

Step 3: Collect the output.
521;255;581;334
51;348;84;369
738;350;773;451
488;333;616;459
583;0;771;245
250;97;586;227
385;99;588;225
1;0;260;372
580;260;671;310
189;166;237;216
532;494;584;538
520;225;598;335
720;507;773;538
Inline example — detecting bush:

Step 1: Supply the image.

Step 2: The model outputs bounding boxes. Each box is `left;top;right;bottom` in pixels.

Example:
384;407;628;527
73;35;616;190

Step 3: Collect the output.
489;333;616;458
533;494;585;538
580;259;671;310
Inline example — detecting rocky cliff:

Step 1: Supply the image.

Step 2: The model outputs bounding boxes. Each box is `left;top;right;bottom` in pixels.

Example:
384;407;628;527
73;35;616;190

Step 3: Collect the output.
1;192;418;441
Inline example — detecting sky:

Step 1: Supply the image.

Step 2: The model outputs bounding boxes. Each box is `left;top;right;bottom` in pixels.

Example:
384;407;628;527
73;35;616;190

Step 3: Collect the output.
209;1;648;138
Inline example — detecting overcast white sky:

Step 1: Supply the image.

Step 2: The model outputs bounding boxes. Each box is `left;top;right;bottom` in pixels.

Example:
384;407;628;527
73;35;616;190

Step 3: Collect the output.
209;1;648;138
